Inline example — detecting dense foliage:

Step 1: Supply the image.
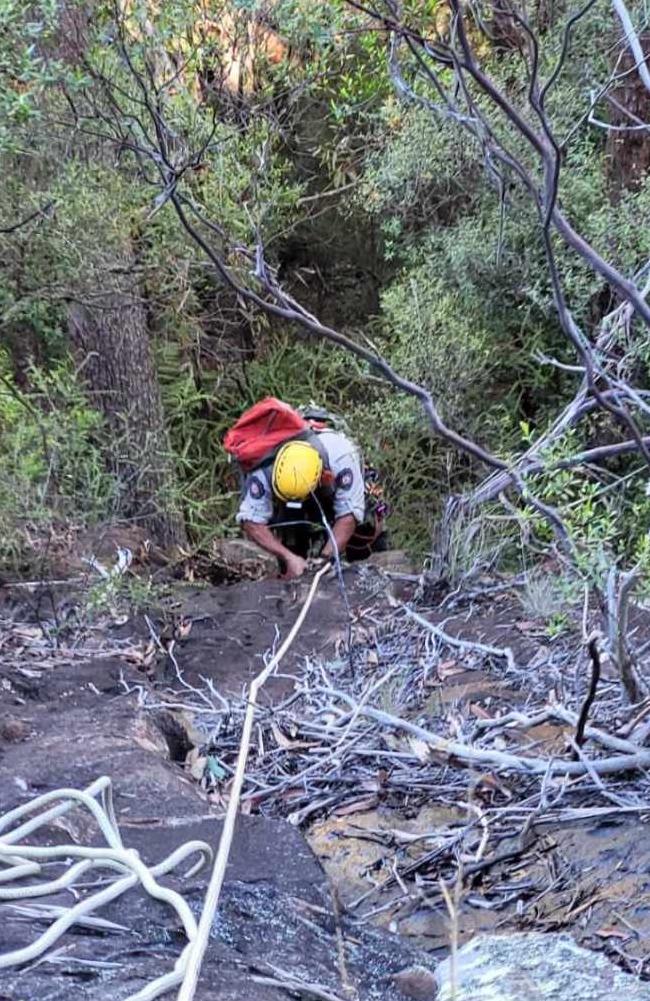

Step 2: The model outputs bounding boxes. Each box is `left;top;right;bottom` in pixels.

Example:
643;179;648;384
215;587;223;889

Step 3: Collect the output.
1;0;649;584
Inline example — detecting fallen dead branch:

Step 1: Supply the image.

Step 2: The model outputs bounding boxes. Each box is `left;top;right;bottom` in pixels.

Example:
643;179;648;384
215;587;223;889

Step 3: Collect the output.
329;693;650;777
250;962;350;1001
400;603;517;673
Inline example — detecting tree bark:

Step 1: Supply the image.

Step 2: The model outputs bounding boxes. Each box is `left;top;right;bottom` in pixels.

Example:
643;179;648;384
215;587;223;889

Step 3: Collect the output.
68;279;187;549
607;32;650;200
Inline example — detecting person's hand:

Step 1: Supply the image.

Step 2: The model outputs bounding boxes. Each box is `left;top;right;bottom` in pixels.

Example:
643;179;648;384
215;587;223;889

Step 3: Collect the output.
281;553;308;579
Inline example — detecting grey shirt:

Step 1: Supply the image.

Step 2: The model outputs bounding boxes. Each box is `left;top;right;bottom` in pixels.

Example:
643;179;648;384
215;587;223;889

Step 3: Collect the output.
236;430;365;525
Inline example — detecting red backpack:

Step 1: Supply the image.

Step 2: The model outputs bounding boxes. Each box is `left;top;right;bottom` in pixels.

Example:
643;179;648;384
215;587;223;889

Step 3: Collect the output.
224;398;311;473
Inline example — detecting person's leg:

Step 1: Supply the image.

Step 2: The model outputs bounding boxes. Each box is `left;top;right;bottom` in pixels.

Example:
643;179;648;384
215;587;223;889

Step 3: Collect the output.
344;516;390;562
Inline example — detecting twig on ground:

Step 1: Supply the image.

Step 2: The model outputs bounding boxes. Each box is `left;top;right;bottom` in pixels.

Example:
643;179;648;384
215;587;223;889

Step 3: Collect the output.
573;635;602;756
400;604;517;673
250;964;350;1001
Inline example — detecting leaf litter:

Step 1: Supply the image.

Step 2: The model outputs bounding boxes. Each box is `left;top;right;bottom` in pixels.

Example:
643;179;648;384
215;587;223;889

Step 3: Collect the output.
5;569;650;978
119;572;650;975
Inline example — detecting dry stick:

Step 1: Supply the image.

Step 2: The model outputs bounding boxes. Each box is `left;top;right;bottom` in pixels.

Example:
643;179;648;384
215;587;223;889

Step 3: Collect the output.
250;968;349;1001
329;692;650;776
401;604;517;673
178;563;331;1001
573;636;602;757
439;865;463;999
329;883;354;1001
568;738;630;808
606;567;645;702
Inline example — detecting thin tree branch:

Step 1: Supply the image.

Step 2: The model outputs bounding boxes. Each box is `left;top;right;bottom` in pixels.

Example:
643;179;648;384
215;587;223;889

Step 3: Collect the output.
572;635;602;757
611;0;650;92
0;202;54;235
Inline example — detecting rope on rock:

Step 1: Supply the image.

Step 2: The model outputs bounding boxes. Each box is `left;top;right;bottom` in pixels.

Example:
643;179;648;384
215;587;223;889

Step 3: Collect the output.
0;775;212;997
0;563;330;1000
178;561;331;1001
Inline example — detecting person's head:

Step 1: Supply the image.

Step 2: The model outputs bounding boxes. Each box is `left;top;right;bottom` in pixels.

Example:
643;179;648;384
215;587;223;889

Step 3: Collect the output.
272;440;322;503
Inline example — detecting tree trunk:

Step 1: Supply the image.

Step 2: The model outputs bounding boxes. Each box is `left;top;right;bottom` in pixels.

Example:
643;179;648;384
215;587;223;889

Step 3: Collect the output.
68;280;187;549
607;32;650;200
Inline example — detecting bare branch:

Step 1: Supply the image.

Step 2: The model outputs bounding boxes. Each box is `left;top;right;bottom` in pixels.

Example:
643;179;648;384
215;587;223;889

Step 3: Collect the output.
0;202;54;235
573;635;602;756
611;0;650;93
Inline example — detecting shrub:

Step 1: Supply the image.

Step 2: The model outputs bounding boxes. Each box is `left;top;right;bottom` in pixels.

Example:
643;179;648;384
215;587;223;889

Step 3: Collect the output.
0;353;116;571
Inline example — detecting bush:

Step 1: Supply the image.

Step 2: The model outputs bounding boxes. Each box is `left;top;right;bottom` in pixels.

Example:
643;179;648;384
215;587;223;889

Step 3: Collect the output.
0;353;116;571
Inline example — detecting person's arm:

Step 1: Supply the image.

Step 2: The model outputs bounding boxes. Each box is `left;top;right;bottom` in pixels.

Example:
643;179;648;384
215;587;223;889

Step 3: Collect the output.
321;514;357;560
242;521;307;579
323;434;365;560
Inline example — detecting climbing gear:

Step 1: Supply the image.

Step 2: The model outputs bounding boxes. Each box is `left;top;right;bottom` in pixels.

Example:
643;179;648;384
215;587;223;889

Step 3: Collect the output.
272;440;323;503
224;398;349;474
177;562;332;1001
364;466;390;521
223;397;309;472
342;467;390;558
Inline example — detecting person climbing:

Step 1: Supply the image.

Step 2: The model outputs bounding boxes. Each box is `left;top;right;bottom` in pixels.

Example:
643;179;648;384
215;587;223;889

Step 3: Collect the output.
224;398;388;579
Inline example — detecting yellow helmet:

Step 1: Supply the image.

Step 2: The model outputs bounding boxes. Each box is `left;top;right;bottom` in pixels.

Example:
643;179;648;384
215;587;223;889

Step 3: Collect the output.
272;440;323;502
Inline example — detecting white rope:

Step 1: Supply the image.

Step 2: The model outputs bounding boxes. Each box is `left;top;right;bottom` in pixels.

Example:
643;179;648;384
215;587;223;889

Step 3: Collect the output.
1;564;330;1000
177;562;331;1001
0;776;212;996
0;776;120;846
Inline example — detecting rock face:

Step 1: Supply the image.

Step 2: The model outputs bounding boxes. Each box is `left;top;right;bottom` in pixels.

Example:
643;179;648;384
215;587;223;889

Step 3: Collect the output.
0;596;429;1001
211;537;279;578
435;933;650;1001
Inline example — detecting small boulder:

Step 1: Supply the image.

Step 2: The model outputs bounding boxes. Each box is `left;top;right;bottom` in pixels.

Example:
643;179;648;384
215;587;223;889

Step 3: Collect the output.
434;933;650;1001
394;964;438;1000
1;718;30;743
211;538;278;579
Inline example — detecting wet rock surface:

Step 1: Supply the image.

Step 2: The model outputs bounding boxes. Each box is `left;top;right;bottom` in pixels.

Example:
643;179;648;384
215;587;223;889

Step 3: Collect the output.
435;932;650;1000
1;838;433;1001
0;694;432;1000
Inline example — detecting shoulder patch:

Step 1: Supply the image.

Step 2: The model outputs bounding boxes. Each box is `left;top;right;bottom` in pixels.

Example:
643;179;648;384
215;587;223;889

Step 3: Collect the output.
335;467;354;491
248;474;266;500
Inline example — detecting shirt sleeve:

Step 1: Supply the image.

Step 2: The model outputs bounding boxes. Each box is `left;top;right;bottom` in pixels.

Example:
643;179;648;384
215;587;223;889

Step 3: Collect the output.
236;470;273;524
327;435;366;523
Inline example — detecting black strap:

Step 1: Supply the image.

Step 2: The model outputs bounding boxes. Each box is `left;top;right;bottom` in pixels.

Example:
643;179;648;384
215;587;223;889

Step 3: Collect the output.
256;427;331;475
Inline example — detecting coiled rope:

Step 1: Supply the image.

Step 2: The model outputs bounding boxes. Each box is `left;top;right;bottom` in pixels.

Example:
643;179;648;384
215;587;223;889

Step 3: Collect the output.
0;775;212;997
1;563;330;1000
